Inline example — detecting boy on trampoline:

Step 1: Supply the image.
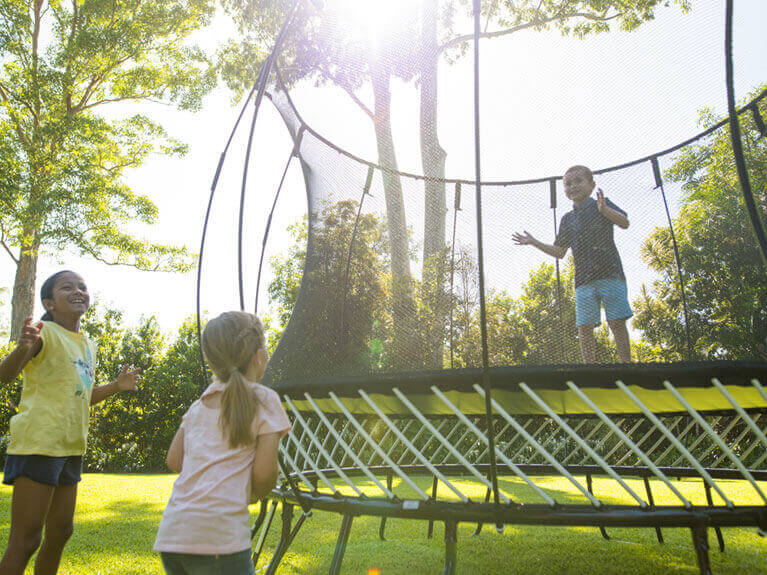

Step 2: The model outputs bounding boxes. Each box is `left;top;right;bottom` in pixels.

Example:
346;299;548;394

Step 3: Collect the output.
512;165;632;363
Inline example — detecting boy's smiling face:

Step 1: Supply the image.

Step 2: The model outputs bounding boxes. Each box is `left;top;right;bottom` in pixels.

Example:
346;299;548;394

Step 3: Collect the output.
564;167;595;205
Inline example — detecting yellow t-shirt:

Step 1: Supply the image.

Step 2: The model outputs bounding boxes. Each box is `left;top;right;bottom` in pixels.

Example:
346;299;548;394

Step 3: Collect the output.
8;321;98;456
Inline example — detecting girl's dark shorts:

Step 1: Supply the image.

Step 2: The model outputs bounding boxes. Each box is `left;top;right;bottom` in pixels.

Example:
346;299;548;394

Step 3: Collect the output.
2;454;83;486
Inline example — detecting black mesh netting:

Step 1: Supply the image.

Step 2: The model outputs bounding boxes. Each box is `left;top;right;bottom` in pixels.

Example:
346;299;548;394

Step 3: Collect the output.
198;0;767;385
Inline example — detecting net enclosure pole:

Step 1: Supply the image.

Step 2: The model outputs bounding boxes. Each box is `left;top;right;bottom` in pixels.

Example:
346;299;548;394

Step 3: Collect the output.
725;0;767;266
472;0;501;528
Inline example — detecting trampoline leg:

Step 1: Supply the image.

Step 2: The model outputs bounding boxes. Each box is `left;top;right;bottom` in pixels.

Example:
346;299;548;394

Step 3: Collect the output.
642;476;664;544
587;473;609;541
691;526;712;575
379;471;393;541
703;482;725;552
266;503;294;575
252;499;278;567
428;476;439;538
472;487;492;536
329;514;354;575
251;499;269;538
443;521;458;575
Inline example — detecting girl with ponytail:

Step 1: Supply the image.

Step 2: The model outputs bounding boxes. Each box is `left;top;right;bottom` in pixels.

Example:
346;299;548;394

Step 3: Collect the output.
154;311;290;575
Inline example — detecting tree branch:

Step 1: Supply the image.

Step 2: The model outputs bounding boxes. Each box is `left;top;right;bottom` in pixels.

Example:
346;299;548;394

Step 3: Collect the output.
318;65;374;120
439;11;620;54
80;95;170;111
0;84;33;149
0;222;19;265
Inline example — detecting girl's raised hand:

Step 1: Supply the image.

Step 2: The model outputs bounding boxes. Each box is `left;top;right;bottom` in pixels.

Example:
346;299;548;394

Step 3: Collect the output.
19;317;43;348
116;364;141;391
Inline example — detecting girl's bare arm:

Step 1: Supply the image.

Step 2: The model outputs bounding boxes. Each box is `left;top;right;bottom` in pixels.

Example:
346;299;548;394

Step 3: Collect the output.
250;432;281;501
166;427;185;473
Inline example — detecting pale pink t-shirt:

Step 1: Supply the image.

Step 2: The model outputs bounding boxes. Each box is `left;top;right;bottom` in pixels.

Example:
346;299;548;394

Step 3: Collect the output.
154;381;290;555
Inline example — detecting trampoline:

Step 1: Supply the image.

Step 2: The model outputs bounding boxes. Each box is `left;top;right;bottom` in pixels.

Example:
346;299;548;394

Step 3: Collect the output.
196;0;767;573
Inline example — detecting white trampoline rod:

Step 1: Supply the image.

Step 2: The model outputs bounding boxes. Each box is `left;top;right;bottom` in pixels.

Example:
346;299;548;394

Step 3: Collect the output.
650;417;695;467
573;420;620;467
278;442;316;492
712;378;767;452
670;417;722;468
566;382;691;508
616;416;683;466
753;379;767;403
283;413;338;493
616;380;734;508
304;393;393;498
473;384;600;508
392;388;510;503
329;392;429;500
285;396;363;497
431;386;557;506
519;382;647;508
603;418;644;463
359;389;468;502
662;380;767;505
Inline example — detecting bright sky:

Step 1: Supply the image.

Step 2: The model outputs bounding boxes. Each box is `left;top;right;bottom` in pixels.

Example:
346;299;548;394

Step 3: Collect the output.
1;0;765;336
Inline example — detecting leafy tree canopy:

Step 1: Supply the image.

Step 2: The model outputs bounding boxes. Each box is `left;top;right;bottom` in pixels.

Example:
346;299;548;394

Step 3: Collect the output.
1;0;218;339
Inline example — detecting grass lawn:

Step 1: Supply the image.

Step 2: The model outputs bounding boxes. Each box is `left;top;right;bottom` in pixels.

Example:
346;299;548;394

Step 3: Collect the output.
0;474;765;574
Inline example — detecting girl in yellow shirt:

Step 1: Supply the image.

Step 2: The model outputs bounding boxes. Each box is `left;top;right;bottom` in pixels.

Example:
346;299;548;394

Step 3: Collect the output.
0;270;140;575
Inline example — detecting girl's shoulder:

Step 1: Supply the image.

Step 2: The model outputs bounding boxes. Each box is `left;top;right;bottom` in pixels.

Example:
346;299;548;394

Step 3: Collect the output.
250;382;281;405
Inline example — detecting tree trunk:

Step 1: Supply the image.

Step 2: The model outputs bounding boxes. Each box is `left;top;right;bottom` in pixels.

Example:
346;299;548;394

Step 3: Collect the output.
420;0;448;369
371;63;418;370
10;239;39;342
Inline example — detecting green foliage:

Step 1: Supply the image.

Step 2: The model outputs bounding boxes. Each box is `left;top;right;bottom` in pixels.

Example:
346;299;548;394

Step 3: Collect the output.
265;200;389;380
1;0;217;336
79;305;206;472
633;87;767;360
448;257;616;367
0;341;22;462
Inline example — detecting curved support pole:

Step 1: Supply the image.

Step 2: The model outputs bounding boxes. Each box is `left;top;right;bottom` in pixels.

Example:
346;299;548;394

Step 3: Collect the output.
329;515;354;575
443;520;458;575
725;0;767;266
472;487;492;536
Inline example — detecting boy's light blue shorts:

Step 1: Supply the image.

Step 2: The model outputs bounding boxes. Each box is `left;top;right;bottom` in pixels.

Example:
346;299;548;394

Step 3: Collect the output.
575;278;633;327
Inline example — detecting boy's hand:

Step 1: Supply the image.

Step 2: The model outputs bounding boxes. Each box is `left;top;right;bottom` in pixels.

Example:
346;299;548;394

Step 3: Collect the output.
512;231;535;246
115;364;141;392
597;189;606;213
18;318;43;349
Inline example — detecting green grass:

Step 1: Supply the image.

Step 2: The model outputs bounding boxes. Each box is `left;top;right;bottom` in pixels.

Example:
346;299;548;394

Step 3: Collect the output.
0;474;765;574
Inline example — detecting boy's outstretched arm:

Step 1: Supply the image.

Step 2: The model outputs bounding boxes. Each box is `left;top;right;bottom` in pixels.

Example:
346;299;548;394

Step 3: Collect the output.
512;231;568;259
0;318;42;384
597;190;629;229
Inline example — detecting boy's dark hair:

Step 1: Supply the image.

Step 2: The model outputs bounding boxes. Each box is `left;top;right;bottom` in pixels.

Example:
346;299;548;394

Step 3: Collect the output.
565;165;594;181
40;270;75;321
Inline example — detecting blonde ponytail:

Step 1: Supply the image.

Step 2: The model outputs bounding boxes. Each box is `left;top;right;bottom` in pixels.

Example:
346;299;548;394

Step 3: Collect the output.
201;311;267;448
220;367;258;448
